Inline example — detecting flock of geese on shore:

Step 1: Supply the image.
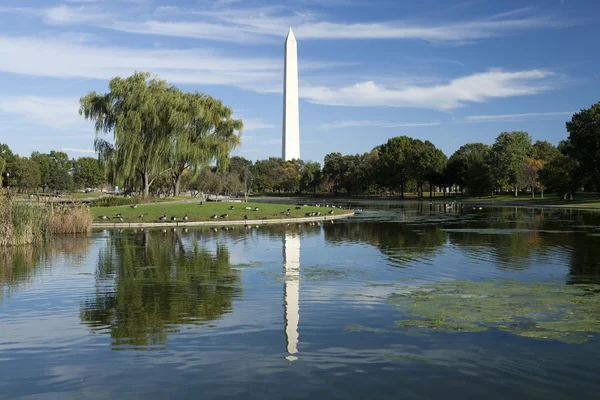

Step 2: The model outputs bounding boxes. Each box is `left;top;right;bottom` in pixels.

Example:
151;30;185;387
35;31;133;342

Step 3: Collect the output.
96;202;354;223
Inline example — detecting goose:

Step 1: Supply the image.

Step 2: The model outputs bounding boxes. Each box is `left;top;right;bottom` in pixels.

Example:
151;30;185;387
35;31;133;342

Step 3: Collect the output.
138;213;146;219
210;214;218;219
115;213;123;218
228;205;235;210
295;206;302;210
244;215;249;220
286;209;291;213
254;207;259;211
171;216;177;222
117;216;124;223
158;213;167;222
316;212;321;216
328;210;334;215
245;206;252;210
221;213;229;219
99;215;108;220
130;204;138;209
183;214;188;221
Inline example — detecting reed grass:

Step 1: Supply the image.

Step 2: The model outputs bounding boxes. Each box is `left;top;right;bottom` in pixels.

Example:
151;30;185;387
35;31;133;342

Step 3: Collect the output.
0;190;92;246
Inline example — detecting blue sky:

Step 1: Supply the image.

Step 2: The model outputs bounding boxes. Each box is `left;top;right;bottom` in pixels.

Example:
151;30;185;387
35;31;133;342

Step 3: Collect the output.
0;0;598;162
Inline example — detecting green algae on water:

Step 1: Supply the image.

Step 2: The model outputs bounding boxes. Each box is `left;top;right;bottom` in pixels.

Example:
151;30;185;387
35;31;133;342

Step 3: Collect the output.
390;279;600;343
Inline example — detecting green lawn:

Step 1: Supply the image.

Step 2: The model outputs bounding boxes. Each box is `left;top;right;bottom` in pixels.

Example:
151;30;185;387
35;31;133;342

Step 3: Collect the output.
90;201;351;223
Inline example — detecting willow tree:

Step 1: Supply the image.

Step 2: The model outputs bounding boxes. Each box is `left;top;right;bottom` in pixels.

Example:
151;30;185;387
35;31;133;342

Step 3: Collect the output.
169;92;242;197
80;73;181;199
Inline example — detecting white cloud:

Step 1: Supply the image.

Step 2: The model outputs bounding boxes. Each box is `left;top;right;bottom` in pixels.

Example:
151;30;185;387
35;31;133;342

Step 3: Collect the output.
0;35;345;94
320;120;440;129
301;69;556;110
62;147;96;154
0;95;83;129
0;35;282;91
241;119;278;131
465;111;574;122
2;5;567;44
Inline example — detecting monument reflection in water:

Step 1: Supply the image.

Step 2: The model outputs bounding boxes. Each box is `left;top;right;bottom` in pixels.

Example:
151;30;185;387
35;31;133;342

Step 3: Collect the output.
282;232;300;361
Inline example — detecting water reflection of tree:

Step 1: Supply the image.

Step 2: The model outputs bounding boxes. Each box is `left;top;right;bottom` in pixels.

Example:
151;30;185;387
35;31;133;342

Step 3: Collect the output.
323;222;447;266
0;238;91;295
80;230;241;348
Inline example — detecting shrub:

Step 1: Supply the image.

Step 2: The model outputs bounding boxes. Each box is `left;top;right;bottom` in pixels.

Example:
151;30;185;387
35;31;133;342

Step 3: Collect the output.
90;196;138;207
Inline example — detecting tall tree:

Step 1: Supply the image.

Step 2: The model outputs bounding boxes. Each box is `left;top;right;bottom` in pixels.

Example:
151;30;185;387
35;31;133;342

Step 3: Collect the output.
80;73;180;199
299;161;322;194
522;158;543;199
73;157;106;189
169;92;242;197
447;143;492;195
489;131;532;196
227;156;254;200
376;136;416;198
5;157;41;193
565;102;600;190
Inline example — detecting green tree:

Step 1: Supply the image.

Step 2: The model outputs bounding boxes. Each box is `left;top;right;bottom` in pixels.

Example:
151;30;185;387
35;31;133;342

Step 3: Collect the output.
73;157;106;189
539;151;581;200
377;136;417;198
30;152;52;192
5;157;41;192
0;143;14;163
446;143;492;195
227;156;254;200
532;141;560;198
80;73;181;199
489;131;532;196
300;161;322;193
565;102;600;190
252;158;283;192
169;92;242;197
0;156;5;186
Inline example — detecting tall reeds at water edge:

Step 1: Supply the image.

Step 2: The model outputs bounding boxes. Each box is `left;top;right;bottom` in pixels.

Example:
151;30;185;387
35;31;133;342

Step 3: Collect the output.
0;190;92;246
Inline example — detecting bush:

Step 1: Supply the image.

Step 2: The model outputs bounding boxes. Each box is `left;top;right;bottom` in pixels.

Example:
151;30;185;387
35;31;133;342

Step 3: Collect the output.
90;196;138;207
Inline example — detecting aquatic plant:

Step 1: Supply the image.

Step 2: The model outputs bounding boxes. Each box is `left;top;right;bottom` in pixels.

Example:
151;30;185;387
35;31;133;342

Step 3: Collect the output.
0;190;92;246
391;279;600;343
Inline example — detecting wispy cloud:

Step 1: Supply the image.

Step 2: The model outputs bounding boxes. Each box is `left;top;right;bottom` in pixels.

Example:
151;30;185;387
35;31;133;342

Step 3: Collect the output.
62;147;96;154
0;35;345;93
302;69;556;110
2;5;568;44
465;111;574;122
0;95;82;129
320;120;440;129
241;118;278;131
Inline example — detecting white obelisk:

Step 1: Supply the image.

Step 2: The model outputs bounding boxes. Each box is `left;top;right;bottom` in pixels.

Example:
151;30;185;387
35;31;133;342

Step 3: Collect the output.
283;232;300;361
282;28;300;161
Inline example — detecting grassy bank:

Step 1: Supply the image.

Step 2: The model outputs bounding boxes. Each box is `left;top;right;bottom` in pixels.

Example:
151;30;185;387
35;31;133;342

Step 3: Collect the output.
0;193;92;246
90;201;352;224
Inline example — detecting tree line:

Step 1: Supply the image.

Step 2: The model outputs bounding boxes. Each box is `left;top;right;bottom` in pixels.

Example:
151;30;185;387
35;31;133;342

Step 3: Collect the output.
1;69;598;201
0;143;105;193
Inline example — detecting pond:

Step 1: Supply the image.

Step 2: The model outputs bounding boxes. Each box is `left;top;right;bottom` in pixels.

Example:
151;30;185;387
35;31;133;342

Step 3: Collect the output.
1;203;600;399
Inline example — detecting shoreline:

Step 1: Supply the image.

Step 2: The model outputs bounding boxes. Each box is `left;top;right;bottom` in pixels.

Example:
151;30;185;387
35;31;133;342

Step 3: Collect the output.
91;211;354;228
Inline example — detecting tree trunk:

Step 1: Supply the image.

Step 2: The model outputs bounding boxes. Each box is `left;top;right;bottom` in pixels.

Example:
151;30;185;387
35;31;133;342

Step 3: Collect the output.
142;169;150;199
429;183;433;199
514;186;518;197
541;189;544;199
531;185;535;199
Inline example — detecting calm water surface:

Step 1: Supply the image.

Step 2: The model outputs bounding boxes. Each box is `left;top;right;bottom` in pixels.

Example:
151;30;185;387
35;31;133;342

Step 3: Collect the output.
1;203;600;399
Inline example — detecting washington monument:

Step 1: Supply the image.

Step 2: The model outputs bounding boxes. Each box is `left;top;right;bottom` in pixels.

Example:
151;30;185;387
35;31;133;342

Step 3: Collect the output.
282;28;300;161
